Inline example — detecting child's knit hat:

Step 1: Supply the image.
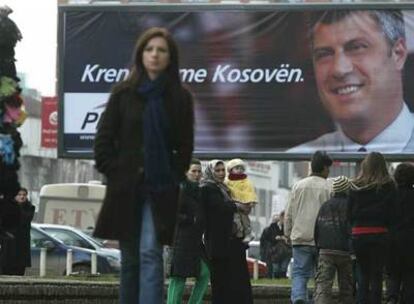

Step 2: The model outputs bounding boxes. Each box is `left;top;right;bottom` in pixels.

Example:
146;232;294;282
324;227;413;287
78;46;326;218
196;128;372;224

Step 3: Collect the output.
226;158;246;173
332;176;350;194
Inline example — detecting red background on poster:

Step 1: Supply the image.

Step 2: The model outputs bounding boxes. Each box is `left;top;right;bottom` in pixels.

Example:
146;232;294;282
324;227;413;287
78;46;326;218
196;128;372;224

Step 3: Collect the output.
41;97;58;148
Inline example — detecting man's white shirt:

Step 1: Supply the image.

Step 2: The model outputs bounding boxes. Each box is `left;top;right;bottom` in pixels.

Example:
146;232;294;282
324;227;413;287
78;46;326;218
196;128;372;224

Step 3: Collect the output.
288;103;414;153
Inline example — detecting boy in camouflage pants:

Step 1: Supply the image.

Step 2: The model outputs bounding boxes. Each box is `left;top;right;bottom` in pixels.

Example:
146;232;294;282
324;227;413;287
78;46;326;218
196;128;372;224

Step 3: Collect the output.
314;176;353;304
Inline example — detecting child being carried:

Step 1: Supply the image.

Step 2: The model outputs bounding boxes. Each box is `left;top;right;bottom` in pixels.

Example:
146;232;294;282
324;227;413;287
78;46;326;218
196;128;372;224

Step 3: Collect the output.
225;158;258;243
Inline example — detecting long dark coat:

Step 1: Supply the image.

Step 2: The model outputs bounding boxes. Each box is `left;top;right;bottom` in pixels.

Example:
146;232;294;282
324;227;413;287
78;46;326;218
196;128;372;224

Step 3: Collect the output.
201;183;236;259
0;198;21;271
260;222;291;263
201;182;253;304
169;181;206;278
14;200;35;267
93;83;194;244
390;186;414;270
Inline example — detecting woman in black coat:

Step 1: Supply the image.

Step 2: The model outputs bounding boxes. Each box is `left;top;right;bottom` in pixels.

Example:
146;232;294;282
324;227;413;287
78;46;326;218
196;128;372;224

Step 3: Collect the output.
260;211;291;279
0;195;20;275
386;163;414;303
93;27;194;304
348;152;397;304
167;159;210;304
2;187;35;275
201;160;253;304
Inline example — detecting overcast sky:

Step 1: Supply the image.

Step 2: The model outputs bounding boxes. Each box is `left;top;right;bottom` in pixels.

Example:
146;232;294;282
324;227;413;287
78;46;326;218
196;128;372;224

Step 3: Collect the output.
0;0;57;96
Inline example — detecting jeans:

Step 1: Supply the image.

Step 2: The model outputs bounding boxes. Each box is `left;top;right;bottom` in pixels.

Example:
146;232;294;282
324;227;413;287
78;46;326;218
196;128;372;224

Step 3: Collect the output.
119;198;164;304
291;245;318;304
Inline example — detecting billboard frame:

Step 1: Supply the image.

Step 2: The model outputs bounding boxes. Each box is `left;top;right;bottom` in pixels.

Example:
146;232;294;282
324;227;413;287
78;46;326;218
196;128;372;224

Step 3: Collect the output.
58;2;414;161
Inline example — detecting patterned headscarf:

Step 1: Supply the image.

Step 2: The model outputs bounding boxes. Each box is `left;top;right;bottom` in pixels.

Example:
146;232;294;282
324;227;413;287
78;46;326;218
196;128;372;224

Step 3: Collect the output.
201;159;232;201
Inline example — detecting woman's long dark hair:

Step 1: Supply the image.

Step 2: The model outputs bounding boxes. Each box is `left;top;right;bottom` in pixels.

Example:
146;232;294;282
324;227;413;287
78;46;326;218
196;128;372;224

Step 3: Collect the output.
127;27;181;88
353;152;393;187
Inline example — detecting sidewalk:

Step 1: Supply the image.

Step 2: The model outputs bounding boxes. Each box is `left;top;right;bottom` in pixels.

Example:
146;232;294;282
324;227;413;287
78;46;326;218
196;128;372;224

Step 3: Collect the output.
0;276;291;304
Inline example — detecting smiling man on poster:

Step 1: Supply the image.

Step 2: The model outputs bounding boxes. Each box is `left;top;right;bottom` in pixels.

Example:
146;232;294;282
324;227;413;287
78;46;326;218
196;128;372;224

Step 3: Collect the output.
289;10;414;153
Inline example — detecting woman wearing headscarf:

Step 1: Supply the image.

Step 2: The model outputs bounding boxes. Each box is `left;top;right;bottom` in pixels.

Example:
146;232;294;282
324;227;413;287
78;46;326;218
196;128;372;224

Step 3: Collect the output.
200;160;253;304
2;187;34;275
93;27;194;304
348;152;397;304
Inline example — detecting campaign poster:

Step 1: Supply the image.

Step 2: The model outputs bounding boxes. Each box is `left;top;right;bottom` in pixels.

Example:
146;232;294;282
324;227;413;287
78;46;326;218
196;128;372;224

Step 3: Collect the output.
41;96;58;148
59;6;414;159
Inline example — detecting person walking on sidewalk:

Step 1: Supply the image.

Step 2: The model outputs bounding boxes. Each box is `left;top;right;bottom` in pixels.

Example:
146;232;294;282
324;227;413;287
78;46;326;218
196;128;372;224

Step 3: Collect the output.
385;162;414;304
5;188;35;275
93;27;194;304
348;152;397;304
314;176;353;304
284;151;333;304
167;159;210;304
260;211;291;279
201;160;253;304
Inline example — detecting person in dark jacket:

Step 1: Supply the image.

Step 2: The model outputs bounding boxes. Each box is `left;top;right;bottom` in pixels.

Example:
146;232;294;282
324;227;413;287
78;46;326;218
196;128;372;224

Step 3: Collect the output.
386;163;414;304
348;152;397;304
314;176;353;304
93;27;194;304
260;214;278;278
167;159;210;304
2;187;34;275
260;211;291;279
201;160;253;304
0;194;20;274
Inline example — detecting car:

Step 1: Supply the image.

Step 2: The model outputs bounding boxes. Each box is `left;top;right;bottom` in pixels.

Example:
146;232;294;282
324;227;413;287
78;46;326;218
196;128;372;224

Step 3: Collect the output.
26;224;120;276
82;226;119;249
33;223;121;272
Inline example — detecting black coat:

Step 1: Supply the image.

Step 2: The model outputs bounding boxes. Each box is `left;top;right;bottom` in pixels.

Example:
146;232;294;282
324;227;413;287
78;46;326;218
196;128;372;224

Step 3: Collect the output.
314;193;350;252
348;182;397;230
0;198;21;269
393;187;414;269
260;222;291;263
201;184;253;303
169;181;206;278
201;183;237;259
93;83;194;244
14;201;35;267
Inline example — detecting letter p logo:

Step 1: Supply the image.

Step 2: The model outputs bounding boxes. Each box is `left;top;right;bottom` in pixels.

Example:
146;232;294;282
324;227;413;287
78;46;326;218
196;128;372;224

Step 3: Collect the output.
81;112;99;130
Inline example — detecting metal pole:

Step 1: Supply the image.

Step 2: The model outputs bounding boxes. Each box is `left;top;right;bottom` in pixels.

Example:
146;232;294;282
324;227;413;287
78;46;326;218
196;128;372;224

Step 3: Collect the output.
91;252;97;275
40;248;47;277
253;259;259;280
66;249;73;276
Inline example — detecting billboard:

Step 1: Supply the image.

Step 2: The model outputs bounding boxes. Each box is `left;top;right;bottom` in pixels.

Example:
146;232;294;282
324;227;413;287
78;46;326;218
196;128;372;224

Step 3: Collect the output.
58;5;414;159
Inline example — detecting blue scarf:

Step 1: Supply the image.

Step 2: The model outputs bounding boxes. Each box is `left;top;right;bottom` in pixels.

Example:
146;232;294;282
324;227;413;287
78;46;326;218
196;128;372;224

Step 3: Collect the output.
138;74;175;191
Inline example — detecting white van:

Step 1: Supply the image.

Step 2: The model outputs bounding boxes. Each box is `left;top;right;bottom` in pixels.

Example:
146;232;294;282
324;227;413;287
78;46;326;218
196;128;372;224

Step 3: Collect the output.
37;182;106;230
